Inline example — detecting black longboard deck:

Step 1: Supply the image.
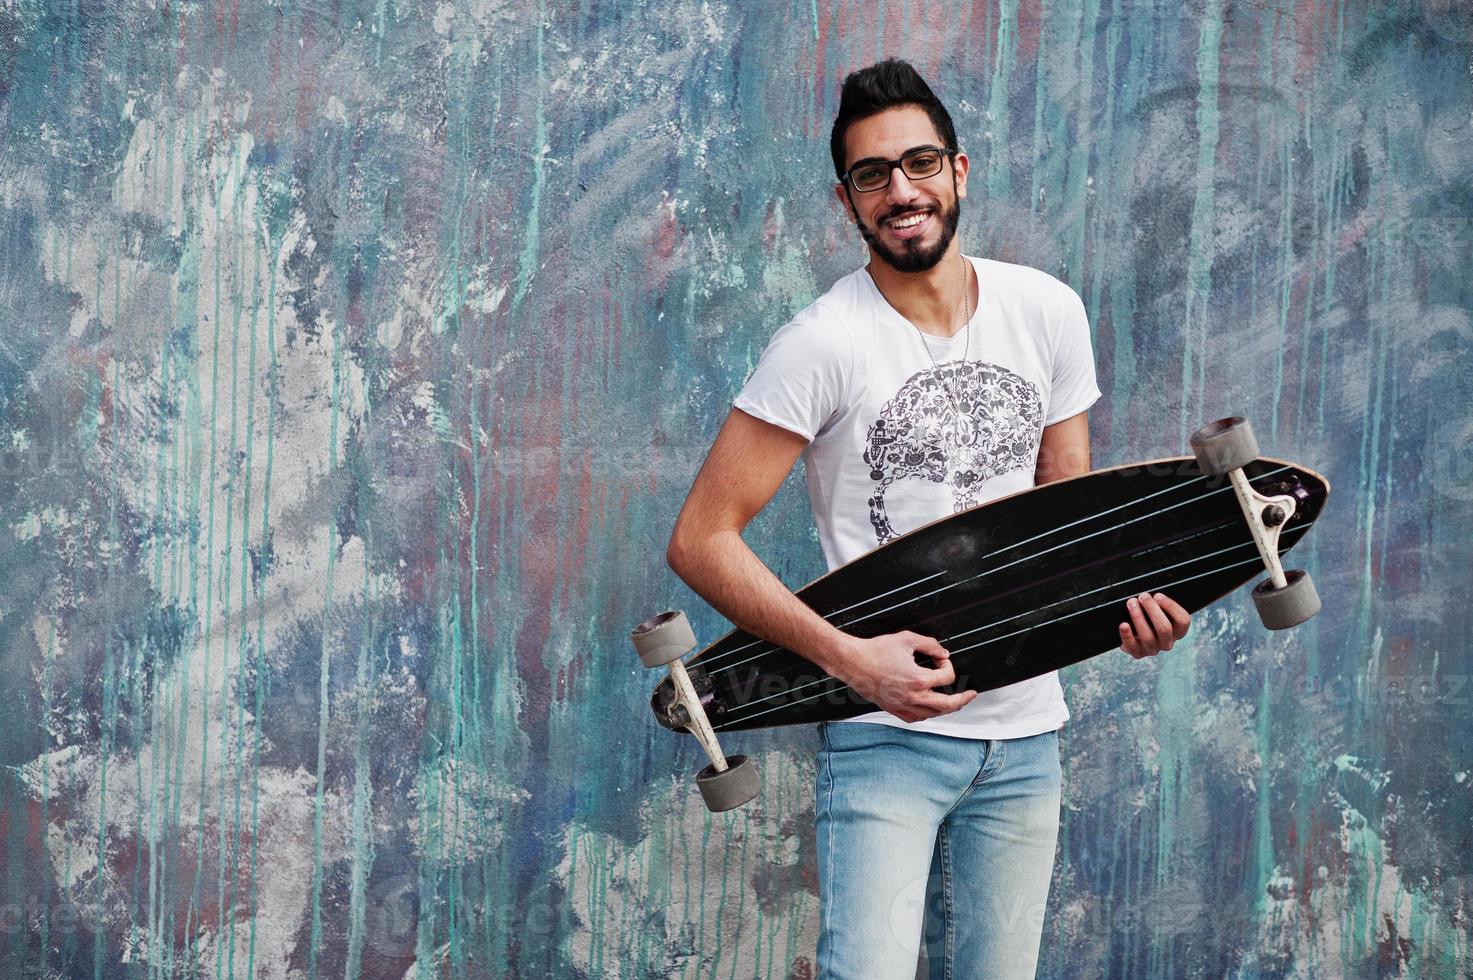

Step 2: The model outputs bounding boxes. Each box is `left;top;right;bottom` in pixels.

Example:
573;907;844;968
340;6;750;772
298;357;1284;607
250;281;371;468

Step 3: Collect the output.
653;456;1328;733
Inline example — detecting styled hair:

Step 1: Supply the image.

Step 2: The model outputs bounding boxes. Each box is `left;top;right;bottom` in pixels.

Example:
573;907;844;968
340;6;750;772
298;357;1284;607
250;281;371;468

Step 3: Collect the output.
829;59;958;179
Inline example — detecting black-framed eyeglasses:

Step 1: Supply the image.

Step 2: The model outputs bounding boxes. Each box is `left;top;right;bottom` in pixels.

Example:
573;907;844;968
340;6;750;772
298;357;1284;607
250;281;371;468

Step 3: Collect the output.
840;146;955;193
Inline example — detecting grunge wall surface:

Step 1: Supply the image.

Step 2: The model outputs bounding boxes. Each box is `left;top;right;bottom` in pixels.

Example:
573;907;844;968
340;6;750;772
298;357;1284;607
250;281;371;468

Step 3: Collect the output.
1;1;1470;977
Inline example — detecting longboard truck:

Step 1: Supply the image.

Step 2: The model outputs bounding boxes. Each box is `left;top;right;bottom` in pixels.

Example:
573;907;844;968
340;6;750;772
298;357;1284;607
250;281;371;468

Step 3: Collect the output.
1189;416;1321;628
632;611;760;812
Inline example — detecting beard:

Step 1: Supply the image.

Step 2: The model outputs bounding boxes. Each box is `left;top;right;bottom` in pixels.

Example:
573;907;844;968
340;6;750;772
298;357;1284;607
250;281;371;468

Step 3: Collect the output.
851;175;962;273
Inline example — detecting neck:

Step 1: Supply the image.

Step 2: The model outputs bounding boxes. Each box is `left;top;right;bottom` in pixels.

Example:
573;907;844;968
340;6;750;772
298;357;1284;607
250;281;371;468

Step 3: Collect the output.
867;245;973;338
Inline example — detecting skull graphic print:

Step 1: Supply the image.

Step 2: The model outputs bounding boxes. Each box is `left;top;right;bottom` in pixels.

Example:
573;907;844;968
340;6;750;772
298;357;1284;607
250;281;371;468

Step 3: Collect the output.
863;361;1044;543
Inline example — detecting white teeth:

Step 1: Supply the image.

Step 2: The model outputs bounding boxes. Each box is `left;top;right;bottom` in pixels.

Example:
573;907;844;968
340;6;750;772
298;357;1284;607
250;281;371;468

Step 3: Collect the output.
890;212;928;229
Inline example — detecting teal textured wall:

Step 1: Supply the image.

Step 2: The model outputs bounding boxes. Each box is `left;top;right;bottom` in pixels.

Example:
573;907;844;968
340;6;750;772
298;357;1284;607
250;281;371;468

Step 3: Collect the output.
1;1;1470;977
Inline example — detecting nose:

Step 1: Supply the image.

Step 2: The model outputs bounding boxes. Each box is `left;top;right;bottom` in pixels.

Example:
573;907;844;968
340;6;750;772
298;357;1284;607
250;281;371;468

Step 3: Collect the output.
885;166;922;207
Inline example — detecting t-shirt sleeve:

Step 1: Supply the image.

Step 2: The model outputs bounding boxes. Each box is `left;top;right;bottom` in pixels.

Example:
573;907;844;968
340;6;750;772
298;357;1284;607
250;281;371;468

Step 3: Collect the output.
732;304;852;442
1044;284;1103;425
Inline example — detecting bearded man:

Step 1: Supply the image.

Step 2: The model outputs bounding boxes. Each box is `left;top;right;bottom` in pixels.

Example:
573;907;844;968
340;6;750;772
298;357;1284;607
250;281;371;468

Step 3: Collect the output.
666;59;1191;979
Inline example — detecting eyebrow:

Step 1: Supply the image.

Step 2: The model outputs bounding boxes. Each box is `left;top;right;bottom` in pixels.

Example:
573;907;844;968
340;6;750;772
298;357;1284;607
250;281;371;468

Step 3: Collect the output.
846;145;944;169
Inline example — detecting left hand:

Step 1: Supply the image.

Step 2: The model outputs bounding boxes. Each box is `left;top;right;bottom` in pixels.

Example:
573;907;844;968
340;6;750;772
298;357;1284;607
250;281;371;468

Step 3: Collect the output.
1118;592;1191;659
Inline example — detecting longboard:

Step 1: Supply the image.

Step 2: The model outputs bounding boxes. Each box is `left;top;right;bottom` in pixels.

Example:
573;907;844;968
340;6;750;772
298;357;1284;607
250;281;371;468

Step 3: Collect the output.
633;418;1328;810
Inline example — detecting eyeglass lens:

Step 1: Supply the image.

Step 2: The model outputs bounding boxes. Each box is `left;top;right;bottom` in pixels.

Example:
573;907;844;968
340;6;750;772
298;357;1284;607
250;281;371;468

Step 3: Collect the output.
849;149;945;192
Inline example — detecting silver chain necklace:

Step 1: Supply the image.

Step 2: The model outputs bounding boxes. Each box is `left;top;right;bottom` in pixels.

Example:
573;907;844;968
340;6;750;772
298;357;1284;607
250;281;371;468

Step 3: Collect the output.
909;255;974;452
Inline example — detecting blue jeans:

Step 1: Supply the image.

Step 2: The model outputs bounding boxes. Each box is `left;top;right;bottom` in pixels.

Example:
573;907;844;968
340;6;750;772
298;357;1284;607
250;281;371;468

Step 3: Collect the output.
814;722;1062;980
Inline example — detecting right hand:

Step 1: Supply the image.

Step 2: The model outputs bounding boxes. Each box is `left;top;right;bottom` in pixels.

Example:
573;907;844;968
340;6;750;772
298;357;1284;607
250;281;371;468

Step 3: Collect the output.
830;631;978;723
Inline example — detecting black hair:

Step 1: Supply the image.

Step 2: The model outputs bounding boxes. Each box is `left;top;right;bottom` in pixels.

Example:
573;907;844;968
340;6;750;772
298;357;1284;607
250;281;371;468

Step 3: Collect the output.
829;59;958;179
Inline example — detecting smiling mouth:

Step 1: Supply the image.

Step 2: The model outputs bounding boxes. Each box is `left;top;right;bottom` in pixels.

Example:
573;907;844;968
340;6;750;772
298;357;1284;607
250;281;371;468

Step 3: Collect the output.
882;208;935;241
886;209;932;229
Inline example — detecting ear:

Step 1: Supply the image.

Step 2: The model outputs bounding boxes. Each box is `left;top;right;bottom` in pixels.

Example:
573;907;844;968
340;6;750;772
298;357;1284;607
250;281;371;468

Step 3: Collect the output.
953;151;970;200
834;181;856;220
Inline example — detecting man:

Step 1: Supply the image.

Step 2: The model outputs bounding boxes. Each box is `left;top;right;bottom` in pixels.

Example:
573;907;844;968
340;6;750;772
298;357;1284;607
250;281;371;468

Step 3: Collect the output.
665;60;1191;979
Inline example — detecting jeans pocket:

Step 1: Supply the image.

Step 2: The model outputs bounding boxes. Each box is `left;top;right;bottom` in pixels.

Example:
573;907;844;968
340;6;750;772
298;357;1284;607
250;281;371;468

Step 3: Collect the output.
821;720;903;755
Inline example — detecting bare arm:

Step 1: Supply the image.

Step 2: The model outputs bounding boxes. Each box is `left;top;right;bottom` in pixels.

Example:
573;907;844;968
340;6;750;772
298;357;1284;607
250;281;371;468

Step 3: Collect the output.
1034;410;1092;485
666;408;848;668
667;408;977;722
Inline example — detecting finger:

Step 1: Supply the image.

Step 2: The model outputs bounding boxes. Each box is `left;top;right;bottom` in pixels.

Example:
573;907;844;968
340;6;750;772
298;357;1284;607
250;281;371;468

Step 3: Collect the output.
1118;622;1143;659
925;656;958;687
1126;598;1158;656
1151;593;1192;638
918;688;977;717
908;632;950;662
1139;594;1175;651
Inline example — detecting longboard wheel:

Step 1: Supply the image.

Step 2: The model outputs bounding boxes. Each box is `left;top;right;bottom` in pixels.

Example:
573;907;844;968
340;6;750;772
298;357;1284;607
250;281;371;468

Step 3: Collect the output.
632;610;697;668
1190;416;1260;477
1252;569;1321;629
696;755;759;812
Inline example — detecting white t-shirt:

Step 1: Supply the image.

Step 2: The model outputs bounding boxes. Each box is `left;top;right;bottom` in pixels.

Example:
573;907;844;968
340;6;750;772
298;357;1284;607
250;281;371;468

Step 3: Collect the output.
733;255;1102;739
